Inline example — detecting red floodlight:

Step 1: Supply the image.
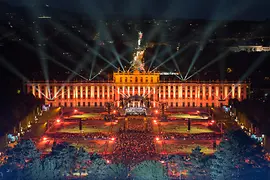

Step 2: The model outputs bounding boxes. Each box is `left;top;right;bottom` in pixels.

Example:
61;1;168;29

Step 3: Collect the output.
111;137;115;141
43;137;48;141
155;110;159;114
56;119;61;123
211;120;215;123
155;137;160;141
74;109;78;113
153;120;157;123
113;110;116;114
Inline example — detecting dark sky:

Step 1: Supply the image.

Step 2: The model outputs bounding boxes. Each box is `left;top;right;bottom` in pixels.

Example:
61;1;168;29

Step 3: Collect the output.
3;0;270;20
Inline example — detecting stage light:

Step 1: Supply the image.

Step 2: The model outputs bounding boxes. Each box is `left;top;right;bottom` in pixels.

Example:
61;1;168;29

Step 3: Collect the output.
155;137;160;141
153;120;157;123
56;119;61;123
211;120;215;123
43;137;47;141
111;137;115;141
74;109;78;113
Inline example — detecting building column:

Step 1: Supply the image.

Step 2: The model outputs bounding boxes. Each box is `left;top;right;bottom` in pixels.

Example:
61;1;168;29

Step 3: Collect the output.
45;86;48;99
190;86;193;99
208;86;212;99
224;86;228;99
32;85;36;97
232;85;235;98
143;87;146;96
153;87;156;101
168;86;171;98
132;86;135;95
185;86;188;99
238;85;241;99
102;86;105;99
163;86;166;99
215;86;219;99
202;85;206;99
67;86;70;99
91;86;94;98
158;87;161;99
85;86;88;99
128;86;130;96
179;85;182;98
37;85;41;98
61;87;64;99
80;86;83;99
138;86;140;95
107;86;110;99
97;86;100;99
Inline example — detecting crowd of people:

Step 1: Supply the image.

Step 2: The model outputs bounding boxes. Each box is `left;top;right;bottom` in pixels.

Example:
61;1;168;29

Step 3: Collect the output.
162;132;222;140
111;118;157;165
46;132;109;140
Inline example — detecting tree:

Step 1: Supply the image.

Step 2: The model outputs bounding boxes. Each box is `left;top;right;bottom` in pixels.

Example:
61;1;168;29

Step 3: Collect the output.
209;130;261;180
107;163;128;180
50;142;77;176
87;158;108;180
210;132;242;180
6;139;40;179
131;160;169;180
75;147;91;177
168;155;186;180
187;146;208;180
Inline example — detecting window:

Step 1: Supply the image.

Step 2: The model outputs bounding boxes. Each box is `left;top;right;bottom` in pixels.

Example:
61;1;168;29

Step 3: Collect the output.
78;102;80;107
88;102;90;107
70;102;73;107
83;102;85;107
182;102;185;107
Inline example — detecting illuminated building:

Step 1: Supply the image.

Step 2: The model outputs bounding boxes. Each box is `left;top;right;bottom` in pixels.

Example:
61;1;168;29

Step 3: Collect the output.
26;32;249;108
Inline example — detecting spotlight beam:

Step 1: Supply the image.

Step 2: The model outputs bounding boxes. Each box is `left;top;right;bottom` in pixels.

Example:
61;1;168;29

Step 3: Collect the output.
150;43;191;72
238;53;270;83
185;50;231;81
0;56;29;82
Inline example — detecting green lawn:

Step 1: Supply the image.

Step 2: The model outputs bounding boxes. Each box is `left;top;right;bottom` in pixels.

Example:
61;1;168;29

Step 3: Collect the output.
160;123;213;134
70;113;101;119
168;114;208;119
49;122;120;133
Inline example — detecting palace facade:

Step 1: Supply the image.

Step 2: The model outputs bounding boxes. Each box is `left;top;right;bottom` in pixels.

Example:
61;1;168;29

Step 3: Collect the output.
26;70;249;108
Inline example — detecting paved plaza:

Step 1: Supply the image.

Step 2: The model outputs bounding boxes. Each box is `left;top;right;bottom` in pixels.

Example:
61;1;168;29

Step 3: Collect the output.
27;107;226;165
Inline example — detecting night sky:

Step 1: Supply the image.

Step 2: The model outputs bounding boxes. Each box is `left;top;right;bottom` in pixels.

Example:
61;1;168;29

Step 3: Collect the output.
4;0;270;20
